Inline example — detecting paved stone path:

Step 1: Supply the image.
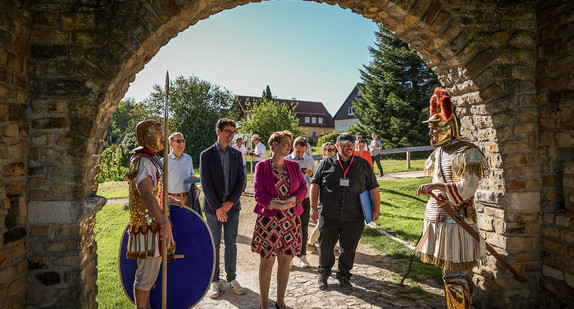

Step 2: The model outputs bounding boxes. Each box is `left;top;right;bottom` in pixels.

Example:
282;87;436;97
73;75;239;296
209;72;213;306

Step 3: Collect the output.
110;171;443;308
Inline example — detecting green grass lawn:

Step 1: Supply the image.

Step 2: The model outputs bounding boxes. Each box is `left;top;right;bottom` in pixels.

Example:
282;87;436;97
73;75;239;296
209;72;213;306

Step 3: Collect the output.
376;177;430;243
95;203;132;308
362;176;443;286
98;181;129;199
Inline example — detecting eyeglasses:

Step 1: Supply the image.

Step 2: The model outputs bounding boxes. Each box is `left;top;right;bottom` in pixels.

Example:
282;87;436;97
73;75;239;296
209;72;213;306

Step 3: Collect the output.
174;139;185;143
222;129;235;134
326;148;336;152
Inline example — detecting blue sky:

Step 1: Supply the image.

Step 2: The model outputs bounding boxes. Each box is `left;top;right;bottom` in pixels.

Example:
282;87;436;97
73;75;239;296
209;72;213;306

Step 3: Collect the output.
123;0;379;115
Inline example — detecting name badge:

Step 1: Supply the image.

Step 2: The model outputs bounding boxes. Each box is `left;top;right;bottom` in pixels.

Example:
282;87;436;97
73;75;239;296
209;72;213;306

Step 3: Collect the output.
340;178;350;187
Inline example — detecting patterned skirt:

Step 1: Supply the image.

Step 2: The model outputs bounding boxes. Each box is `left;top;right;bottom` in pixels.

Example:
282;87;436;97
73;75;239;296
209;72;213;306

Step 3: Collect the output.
251;208;302;259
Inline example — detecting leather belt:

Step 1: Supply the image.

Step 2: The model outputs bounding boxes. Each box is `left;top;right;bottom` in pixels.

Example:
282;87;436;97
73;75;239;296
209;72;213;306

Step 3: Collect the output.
169;193;188;197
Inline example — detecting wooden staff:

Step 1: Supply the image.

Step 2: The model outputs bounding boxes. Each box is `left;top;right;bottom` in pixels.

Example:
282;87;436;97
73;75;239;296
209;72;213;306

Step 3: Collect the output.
429;192;528;283
162;71;170;309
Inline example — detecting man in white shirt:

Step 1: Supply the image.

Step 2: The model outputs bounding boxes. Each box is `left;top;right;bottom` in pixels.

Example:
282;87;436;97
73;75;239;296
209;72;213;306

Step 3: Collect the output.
162;132;197;204
249;134;267;163
231;136;248;192
284;136;316;268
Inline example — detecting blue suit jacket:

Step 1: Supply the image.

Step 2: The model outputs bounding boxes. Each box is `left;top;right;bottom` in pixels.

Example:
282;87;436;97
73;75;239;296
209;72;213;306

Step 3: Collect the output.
199;143;245;215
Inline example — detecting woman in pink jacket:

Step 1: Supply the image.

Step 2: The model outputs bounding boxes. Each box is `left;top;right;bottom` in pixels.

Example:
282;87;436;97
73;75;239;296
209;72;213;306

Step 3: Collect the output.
251;130;308;309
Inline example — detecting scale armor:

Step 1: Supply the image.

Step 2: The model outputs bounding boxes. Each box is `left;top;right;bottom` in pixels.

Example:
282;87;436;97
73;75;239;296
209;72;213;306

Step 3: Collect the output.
124;152;173;259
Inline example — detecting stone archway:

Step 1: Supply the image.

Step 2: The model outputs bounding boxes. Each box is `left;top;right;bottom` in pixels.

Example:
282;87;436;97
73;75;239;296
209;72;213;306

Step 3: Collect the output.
1;0;573;308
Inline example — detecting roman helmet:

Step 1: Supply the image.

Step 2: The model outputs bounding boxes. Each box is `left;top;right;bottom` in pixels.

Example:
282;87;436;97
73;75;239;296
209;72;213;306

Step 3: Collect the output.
134;119;164;153
423;88;461;147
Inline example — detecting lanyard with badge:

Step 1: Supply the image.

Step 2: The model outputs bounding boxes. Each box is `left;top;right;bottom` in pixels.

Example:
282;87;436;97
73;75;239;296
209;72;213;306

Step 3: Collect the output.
337;153;353;187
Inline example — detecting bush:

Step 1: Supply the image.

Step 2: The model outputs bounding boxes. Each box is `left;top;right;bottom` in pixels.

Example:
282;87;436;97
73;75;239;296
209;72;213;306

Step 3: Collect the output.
317;131;343;146
98;146;127;182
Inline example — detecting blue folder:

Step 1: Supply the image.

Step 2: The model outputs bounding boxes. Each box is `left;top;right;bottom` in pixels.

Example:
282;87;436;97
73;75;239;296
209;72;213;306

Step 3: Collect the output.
360;190;373;224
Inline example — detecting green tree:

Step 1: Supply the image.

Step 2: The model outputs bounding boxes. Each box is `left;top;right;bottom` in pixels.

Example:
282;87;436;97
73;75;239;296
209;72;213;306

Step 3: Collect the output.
106;97;152;151
239;97;301;143
262;85;273;100
354;25;440;149
143;75;235;163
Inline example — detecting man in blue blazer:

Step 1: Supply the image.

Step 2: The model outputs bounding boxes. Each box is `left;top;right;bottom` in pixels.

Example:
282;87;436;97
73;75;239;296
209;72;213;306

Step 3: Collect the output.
200;118;246;299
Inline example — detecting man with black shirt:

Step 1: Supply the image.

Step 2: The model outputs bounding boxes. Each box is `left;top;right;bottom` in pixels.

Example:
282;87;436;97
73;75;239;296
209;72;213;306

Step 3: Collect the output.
310;133;380;293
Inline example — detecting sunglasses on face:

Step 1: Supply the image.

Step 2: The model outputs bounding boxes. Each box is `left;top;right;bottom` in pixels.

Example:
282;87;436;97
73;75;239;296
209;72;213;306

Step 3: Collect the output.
174;139;185;143
327;148;336;152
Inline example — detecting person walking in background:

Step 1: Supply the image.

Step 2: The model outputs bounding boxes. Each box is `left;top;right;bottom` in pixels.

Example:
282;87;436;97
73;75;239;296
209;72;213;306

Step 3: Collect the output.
285;136;316;268
354;139;373;169
250;134;267;163
354;132;363;150
305;140;313;158
370;132;384;177
307;142;339;256
200;118;246;299
162;132;197;205
310;133;380;293
231;136;248;193
251;130;308;309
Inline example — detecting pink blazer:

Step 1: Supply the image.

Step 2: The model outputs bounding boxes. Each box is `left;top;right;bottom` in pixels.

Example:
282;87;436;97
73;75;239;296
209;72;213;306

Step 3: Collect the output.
253;159;308;217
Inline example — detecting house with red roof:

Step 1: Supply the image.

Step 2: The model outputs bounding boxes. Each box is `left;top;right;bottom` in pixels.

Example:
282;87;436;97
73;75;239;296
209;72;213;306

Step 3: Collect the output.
235;95;335;143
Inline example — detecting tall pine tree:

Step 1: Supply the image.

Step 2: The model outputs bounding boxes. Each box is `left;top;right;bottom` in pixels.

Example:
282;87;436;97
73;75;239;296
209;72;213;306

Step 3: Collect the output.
354;25;439;149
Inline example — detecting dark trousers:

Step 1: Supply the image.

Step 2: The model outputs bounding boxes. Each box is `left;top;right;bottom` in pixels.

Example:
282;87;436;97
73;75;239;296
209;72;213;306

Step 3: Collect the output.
371;154;383;175
317;217;364;279
298;197;310;256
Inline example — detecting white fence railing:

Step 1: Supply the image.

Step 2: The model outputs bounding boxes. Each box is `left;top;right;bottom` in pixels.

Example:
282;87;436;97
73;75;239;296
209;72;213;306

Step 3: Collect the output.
313;145;435;168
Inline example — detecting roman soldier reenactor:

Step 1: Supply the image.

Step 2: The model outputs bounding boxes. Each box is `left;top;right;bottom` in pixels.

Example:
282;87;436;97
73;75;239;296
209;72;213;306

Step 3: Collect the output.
416;88;489;308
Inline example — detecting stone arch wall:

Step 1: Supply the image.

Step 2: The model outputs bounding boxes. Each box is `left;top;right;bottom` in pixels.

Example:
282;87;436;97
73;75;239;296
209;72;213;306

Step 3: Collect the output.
0;0;572;307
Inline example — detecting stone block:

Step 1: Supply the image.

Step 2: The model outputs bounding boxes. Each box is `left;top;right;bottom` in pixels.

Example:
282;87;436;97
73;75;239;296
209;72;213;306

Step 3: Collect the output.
541;226;560;238
27;287;53;305
46;240;78;253
10;242;26;260
556;216;572;228
566;272;574;288
504;153;527;166
0;267;15;285
513;251;538;263
7;275;26;297
541;239;564;254
545;213;555;224
556;255;574;272
0;250;10;269
28;257;49;270
568;247;574;258
54;255;80;267
556;133;574;147
5;181;25;195
513;122;536;134
57;226;80;237
3;227;26;244
509;236;535;251
502;192;540;211
543;264;565;281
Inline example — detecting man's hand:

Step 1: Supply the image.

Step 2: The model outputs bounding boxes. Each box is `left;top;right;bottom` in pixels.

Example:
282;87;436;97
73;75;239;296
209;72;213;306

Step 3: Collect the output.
372;210;379;222
417;183;445;196
160;217;173;242
169;196;184;208
217;201;233;215
310;207;319;223
217;212;228;222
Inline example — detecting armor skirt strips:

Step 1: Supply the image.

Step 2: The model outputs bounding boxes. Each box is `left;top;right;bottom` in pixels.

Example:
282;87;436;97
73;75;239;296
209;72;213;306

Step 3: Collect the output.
418;219;484;271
